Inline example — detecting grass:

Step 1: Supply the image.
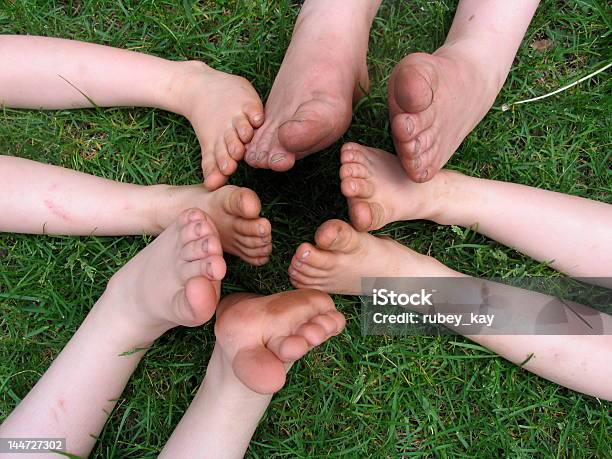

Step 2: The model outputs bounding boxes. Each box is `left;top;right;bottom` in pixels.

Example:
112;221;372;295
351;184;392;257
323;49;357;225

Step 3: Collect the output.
0;0;611;457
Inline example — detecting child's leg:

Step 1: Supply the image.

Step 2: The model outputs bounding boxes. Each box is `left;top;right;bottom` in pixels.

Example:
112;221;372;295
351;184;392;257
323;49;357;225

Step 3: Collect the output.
0;155;272;265
161;290;345;458
0;208;225;457
245;0;380;171
0;35;265;190
338;143;612;278
289;219;612;400
389;0;540;182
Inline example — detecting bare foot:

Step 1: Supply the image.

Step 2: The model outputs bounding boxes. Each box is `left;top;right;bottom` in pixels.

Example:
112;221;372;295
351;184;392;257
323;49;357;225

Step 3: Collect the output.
103;208;226;342
174;61;264;190
214;289;346;394
388;47;500;182
339;142;455;231
155;185;273;266
289;220;451;295
244;0;376;171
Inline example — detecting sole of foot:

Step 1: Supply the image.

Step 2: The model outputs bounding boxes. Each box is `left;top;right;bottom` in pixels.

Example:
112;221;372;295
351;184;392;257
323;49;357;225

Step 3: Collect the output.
244;2;371;171
388;48;500;182
175;61;265;191
339;142;453;231
104;208;226;342
156;185;273;266
289;219;449;295
214;289;346;394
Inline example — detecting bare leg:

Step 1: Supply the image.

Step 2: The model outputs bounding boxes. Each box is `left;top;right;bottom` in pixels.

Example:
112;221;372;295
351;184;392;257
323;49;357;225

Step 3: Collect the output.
0;155;272;266
389;0;540;181
289;219;612;400
161;290;345;458
245;0;380;171
0;35;265;189
0;209;225;457
338;143;612;278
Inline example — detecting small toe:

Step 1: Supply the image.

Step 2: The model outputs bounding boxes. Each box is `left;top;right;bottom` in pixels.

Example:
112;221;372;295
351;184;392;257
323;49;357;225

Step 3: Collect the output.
181;236;223;262
339;162;370;180
180;218;216;244
233;217;270;239
296;322;327;347
224;129;246;163
233;116;255;145
340;177;374;199
391;111;434;144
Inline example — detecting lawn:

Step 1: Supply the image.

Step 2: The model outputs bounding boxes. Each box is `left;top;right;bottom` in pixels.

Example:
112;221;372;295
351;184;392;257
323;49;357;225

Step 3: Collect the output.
0;0;611;457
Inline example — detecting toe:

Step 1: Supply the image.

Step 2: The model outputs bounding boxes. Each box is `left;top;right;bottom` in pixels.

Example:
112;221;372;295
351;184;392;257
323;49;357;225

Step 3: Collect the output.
309;313;341;336
400;128;434;159
233;116;255;145
340;143;371;166
172;277;218;327
277;99;340;154
215;139;239;177
225;187;262;219
202;152;227;191
179;214;216;245
295;322;327;347
266;149;296;171
289;270;323;288
339;162;370;180
182;254;227;282
390;56;437;114
340;177;374;199
348;200;386;232
391;110;434;144
181;236;223;262
233;217;271;239
245;105;265;128
240;244;273;259
293;243;335;271
289;259;327;279
223;130;246;164
314;220;359;253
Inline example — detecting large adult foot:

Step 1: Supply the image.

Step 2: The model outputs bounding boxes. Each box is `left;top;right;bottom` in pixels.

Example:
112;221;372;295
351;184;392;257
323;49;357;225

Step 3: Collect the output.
388;46;501;182
339;142;456;231
154;185;273;266
214;290;346;394
173;61;264;190
103;208;226;343
244;0;376;171
289;219;452;295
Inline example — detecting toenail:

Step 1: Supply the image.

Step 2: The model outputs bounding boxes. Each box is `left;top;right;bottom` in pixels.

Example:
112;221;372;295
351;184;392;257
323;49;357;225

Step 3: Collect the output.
412;157;421;169
405;117;414;135
194;223;202;236
258;224;266;235
270;153;285;164
206;262;213;277
202;238;209;253
256;151;267;163
289;269;296;276
420;169;429;181
239;128;248;138
188;210;199;221
348;151;355;161
413;138;421;154
350;181;357;192
253;113;264;123
220;160;228;171
347;166;353;176
247;151;257;162
296;260;303;268
300;250;310;259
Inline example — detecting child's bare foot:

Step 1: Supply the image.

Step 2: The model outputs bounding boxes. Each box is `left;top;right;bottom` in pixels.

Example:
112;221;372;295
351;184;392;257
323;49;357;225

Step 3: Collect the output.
340;142;454;231
155;185;272;266
289;220;452;295
388;47;500;182
214;290;345;394
102;208;226;343
173;61;264;191
244;0;376;171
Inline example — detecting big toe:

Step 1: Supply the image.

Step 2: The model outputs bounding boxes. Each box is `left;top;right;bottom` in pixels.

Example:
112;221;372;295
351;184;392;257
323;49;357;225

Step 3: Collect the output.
349;200;386;232
225;186;262;219
390;53;437;114
172;277;219;327
278;98;348;156
314;219;359;253
233;346;287;394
